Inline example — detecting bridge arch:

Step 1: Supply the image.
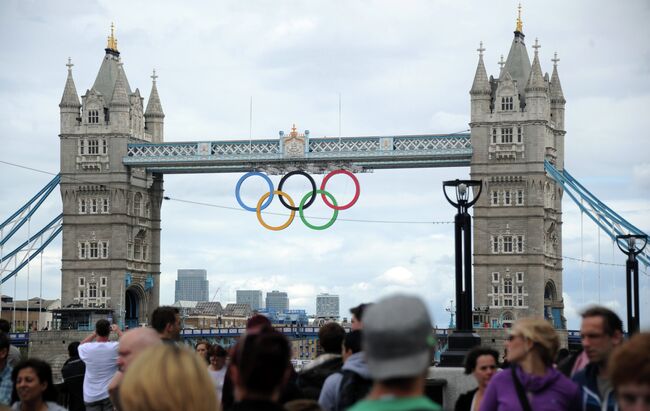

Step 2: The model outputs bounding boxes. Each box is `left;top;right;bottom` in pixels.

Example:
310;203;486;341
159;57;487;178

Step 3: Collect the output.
125;284;147;329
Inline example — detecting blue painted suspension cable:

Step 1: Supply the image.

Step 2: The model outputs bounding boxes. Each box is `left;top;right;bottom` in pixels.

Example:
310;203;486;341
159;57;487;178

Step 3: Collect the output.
0;225;62;286
0;214;62;263
0;175;60;231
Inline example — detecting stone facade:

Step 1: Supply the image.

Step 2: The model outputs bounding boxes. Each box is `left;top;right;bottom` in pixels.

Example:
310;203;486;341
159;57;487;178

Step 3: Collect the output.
58;34;164;328
470;26;566;328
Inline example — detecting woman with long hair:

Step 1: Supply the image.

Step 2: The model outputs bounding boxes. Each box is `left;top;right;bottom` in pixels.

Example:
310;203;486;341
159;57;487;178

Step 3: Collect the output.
11;359;66;411
196;340;211;365
480;318;580;411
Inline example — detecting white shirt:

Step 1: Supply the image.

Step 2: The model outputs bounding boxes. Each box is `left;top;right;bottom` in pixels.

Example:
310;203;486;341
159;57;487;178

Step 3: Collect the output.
78;341;119;403
208;367;227;402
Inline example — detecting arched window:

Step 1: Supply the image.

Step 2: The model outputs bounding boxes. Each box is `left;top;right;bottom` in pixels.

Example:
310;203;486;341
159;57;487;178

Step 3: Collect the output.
502;311;514;321
544;281;557;301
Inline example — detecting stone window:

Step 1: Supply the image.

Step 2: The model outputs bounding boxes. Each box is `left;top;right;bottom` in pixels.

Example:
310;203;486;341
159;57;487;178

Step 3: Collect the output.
134;193;142;216
491;237;499;253
504;190;511;206
504;297;513;307
517;127;523;143
79;243;88;259
516;236;525;253
501;96;514;111
89;284;97;298
492;272;499;282
504;279;513;294
89;242;98;259
516;272;524;282
101;289;107;298
493;285;499;294
102;140;108;155
493;296;499;306
100;277;107;287
100;241;109;259
87;139;99;155
501;127;513;143
79;289;84;298
79;199;87;214
491;128;498;144
516;189;524;206
78;139;85;155
101;198;110;214
518;285;524;294
78;277;85;287
518;298;524;306
88;109;99;124
503;236;513;253
90;198;98;214
491;191;499;206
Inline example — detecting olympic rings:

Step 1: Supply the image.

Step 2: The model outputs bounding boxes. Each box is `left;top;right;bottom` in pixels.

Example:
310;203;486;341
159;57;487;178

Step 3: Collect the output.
320;169;360;210
235;171;274;212
278;170;316;211
256;190;295;231
299;190;338;230
235;169;360;230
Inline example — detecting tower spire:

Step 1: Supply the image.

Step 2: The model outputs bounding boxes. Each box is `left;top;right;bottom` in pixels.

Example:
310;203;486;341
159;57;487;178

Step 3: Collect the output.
105;22;120;57
60;57;80;108
470;41;491;97
516;3;523;33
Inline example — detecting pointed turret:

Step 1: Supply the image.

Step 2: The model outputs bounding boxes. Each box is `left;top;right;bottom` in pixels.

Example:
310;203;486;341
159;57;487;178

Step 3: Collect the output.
92;24;132;100
549;52;566;130
502;5;531;109
470;42;492;120
471;42;492;95
524;39;549;117
145;69;165;142
60;58;81;133
109;62;130;133
525;39;547;93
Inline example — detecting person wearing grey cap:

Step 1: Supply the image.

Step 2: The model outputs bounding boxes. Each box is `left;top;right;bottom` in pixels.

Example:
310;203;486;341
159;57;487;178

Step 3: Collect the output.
347;294;441;411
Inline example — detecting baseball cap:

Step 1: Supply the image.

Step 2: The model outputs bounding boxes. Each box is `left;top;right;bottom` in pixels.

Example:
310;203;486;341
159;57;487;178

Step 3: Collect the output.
362;294;434;380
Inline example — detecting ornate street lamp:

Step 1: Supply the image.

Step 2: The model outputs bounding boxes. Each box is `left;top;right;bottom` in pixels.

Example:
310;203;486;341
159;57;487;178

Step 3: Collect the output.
616;234;648;335
440;179;482;367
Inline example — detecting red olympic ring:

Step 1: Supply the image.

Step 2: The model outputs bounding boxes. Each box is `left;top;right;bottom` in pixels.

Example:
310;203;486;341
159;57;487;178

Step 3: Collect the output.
319;170;360;210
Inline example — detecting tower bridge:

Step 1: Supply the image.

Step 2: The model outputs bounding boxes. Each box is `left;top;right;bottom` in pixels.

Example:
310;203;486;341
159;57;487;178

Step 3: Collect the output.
1;18;648;334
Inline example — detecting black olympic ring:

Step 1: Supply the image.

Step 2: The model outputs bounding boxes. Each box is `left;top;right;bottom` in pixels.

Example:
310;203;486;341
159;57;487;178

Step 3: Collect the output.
277;170;317;211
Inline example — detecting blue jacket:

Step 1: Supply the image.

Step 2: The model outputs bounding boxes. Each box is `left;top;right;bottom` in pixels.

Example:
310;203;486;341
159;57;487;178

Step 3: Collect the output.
318;352;371;411
572;363;618;411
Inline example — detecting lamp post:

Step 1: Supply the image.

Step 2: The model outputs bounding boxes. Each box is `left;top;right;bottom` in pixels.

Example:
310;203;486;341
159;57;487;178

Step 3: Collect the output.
616;234;648;335
440;179;482;367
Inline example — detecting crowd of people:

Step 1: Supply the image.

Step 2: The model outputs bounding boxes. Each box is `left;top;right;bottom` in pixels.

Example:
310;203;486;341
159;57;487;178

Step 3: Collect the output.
0;297;647;411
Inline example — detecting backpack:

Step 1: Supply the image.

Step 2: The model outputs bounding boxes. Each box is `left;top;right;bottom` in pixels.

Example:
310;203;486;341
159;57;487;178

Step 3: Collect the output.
336;369;372;411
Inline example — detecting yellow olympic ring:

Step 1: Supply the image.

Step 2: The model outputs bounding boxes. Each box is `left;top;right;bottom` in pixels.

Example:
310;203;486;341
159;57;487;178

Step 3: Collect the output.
256;190;295;231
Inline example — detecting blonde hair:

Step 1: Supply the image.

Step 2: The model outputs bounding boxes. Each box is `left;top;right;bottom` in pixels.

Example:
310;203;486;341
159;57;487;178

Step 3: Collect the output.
513;317;559;366
120;344;219;411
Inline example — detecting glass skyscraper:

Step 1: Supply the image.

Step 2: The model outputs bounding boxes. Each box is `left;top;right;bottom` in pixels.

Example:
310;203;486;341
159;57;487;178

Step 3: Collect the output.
175;269;209;302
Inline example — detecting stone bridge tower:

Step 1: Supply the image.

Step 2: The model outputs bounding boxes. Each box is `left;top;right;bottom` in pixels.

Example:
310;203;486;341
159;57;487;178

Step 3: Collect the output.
470;13;566;329
58;27;164;328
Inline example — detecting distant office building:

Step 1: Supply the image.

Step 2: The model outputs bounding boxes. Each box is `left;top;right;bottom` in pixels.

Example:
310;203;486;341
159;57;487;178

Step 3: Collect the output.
316;293;339;318
236;290;264;311
175;269;209;302
266;290;289;313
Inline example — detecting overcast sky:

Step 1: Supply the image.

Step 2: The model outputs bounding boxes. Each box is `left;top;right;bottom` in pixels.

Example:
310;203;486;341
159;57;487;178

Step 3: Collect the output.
0;0;649;330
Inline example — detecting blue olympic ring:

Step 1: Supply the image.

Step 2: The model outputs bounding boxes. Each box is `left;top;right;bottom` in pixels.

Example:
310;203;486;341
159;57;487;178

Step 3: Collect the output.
235;171;274;212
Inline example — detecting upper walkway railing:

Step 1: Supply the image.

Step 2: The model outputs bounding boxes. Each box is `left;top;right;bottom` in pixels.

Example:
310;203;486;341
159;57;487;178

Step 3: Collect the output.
123;133;472;173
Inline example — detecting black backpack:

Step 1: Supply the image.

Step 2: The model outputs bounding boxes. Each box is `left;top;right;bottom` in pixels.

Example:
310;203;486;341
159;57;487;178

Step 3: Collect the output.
336;369;372;411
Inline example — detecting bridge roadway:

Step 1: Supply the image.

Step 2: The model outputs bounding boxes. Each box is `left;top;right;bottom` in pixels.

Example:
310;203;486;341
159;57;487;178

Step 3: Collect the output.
122;133;472;173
